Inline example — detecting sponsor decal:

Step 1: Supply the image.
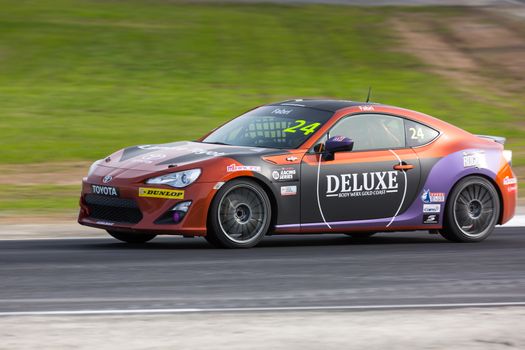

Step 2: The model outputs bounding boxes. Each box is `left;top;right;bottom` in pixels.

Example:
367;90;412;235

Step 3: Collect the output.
358;105;374;112
503;176;517;186
272;167;297;181
226;164;262;173
271;108;292;115
131;153;168;164
423;214;439;224
95;221;114;226
281;185;297;196
102;175;113;184
138;187;184;199
326;171;399;198
421;189;445;203
286;156;298;162
503;176;518;192
423;204;441;213
463;151;485;168
91;185;118;197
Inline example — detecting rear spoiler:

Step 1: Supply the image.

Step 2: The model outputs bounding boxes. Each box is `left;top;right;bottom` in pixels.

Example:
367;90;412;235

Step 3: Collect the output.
476;134;506;145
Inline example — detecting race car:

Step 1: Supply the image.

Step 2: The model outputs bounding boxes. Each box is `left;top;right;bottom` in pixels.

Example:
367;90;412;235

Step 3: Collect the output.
78;99;517;248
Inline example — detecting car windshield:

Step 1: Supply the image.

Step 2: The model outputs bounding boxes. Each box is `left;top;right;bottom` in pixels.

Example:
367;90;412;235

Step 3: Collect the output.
202;106;333;149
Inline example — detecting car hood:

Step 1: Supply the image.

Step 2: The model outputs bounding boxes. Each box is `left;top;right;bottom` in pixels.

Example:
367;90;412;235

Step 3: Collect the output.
100;141;283;172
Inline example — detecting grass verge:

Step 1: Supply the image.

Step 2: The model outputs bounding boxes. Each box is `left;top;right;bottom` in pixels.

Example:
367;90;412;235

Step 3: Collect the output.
0;1;523;214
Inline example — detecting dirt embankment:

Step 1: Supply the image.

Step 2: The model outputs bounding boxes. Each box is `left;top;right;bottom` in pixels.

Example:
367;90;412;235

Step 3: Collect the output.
0;162;90;186
392;7;525;96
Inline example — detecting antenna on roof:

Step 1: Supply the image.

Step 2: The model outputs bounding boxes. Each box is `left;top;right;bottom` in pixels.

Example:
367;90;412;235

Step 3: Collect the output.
365;86;372;103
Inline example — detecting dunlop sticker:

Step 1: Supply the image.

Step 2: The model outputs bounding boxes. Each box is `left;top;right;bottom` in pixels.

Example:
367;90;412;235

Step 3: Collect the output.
138;187;184;199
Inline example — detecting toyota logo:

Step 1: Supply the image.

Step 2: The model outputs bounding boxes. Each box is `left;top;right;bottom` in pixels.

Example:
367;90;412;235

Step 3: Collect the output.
102;175;113;183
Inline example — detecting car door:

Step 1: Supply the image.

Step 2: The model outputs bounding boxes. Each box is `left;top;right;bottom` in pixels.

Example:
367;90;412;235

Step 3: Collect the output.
300;113;421;228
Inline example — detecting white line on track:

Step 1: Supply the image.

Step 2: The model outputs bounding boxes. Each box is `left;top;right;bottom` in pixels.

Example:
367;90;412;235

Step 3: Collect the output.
2;301;525;316
502;215;525;227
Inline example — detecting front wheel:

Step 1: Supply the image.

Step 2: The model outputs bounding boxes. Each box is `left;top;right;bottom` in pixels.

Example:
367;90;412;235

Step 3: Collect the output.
107;230;157;244
439;176;500;243
206;179;272;248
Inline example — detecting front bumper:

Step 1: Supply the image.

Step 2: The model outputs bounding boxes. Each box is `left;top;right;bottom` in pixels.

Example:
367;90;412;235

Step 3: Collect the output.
78;178;218;236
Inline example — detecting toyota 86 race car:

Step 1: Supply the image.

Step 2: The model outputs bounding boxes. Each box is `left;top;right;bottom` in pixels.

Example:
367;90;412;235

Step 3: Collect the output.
78;99;517;248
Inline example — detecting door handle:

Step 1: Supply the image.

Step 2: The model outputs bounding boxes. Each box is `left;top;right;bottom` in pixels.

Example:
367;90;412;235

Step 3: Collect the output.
393;162;415;171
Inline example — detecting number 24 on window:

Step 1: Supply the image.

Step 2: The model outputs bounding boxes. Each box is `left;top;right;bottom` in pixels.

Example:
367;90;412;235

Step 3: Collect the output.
284;120;321;135
409;127;424;140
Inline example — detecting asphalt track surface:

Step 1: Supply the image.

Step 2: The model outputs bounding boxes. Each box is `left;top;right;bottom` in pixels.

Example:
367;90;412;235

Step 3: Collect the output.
1;227;524;314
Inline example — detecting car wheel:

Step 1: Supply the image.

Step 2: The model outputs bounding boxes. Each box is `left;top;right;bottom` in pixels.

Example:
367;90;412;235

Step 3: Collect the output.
440;176;500;243
344;232;376;238
207;179;272;248
106;230;157;243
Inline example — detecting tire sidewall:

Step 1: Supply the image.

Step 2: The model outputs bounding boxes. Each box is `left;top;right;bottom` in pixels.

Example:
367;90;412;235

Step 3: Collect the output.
208;179;272;248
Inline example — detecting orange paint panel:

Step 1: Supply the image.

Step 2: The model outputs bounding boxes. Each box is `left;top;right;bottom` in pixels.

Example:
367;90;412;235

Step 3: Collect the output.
495;160;517;224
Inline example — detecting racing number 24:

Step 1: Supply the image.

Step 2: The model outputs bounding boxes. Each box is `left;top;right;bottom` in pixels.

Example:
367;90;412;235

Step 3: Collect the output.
409;127;424;140
283;120;321;135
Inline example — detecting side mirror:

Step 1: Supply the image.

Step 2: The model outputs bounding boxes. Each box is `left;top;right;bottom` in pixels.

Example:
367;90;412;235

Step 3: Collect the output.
325;136;353;154
322;136;353;160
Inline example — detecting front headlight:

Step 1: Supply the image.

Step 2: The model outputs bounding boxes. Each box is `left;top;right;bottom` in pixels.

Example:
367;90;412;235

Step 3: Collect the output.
87;159;102;177
146;169;201;188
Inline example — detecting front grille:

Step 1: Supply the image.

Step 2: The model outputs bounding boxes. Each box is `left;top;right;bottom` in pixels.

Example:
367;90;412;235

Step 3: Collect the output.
85;194;143;224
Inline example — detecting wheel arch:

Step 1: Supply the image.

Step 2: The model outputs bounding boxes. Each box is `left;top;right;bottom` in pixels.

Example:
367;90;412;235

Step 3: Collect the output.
445;173;503;224
206;175;279;234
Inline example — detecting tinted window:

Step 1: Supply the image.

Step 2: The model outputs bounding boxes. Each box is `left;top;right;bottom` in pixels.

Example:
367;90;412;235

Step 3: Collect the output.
329;114;405;151
202;106;333;149
404;120;439;147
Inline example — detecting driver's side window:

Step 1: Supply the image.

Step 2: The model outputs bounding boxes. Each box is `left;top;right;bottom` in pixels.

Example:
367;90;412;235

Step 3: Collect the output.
330;114;405;151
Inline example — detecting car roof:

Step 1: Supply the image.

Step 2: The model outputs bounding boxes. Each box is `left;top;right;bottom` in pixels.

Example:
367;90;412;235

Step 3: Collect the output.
267;99;464;134
268;99;379;113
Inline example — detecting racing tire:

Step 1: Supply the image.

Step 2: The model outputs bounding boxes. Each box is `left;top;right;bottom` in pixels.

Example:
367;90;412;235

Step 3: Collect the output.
344;232;376;238
106;230;157;244
439;176;500;243
207;179;272;248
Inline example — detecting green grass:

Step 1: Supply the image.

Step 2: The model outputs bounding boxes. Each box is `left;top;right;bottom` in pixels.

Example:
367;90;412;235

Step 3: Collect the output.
0;184;80;214
0;0;522;214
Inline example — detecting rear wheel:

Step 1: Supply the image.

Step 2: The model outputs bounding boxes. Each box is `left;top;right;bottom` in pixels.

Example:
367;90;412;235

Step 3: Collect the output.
107;230;156;244
439;176;500;243
206;179;271;248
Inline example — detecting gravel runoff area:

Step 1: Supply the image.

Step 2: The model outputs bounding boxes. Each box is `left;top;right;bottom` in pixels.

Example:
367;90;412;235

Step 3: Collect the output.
1;308;524;349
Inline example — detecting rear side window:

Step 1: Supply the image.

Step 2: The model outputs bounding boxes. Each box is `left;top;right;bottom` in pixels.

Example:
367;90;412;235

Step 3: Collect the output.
404;120;439;147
